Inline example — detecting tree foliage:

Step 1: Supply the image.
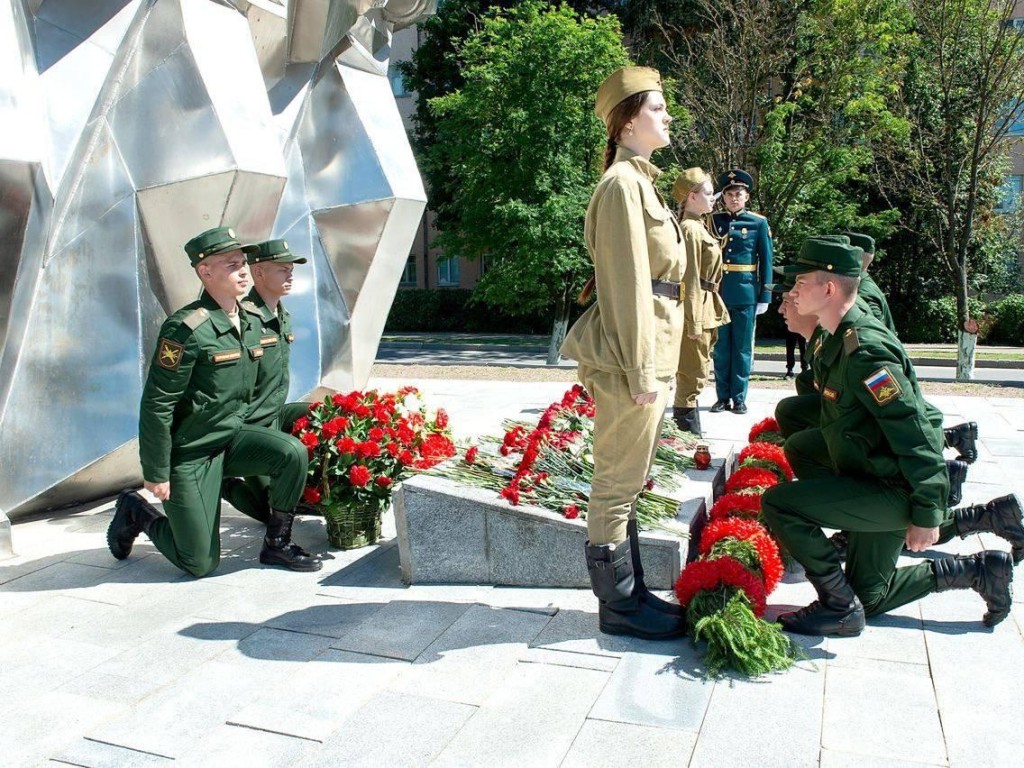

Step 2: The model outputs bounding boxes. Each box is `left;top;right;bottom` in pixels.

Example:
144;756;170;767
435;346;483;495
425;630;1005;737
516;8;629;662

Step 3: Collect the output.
423;1;630;323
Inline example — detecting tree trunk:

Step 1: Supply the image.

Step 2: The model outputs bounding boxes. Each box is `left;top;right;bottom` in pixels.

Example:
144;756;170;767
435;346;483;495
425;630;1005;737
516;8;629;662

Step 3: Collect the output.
954;268;976;381
546;283;572;366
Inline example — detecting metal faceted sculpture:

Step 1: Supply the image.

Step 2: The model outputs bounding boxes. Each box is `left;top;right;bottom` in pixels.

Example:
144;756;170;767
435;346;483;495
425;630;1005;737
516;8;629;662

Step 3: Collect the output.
0;0;433;539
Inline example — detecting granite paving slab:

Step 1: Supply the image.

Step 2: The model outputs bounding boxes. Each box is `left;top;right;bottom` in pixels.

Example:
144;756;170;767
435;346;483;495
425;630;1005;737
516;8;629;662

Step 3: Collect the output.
818;749;946;767
518;646;620;672
561;720;698;768
588;646;713;732
51;738;174;768
528;605;682;658
0;692;127;766
329;599;473;660
173;723;312;768
292;691;477;768
430;661;610;767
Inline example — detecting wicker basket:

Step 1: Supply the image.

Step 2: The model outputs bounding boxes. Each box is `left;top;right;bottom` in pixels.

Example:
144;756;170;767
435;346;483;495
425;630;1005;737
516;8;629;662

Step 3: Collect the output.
323;503;383;550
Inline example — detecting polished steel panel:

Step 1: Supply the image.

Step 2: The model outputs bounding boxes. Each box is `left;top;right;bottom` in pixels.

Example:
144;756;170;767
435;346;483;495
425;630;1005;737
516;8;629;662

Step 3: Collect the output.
0;0;435;518
383;0;437;30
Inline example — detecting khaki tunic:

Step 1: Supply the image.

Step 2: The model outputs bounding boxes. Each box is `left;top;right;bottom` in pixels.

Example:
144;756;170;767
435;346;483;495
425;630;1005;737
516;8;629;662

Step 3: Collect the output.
674;213;729;407
561;148;685;396
561;147;685;544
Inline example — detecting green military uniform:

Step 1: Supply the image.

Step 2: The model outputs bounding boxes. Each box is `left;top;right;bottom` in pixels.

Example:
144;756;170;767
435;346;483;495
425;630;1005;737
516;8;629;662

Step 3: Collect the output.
221;240;310;524
138;229;308;577
672;170;729;418
762;242;950;617
846;232;896;335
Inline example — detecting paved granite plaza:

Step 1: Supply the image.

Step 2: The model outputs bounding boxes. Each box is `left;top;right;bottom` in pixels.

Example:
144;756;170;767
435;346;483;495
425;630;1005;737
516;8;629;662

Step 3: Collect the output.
2;379;1023;767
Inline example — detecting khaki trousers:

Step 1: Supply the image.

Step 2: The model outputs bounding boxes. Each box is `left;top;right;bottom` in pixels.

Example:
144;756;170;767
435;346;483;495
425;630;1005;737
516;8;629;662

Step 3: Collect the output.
674;328;718;408
579;364;670;545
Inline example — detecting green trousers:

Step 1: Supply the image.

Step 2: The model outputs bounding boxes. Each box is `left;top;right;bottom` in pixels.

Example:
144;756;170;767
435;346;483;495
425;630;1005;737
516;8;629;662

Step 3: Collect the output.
775;393;821;439
765;427;957;616
222;402;312;525
674;328;717;409
150;424;308;577
579;364;669;545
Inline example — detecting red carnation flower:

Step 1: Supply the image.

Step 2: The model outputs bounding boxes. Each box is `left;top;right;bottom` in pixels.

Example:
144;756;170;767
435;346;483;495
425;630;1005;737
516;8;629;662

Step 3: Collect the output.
336;436;357;454
303;486;321;504
563;504;580;519
398;450;415;465
644;477;655;491
465;446;479;465
386;443;401;457
435;408;449;429
291;416;310;434
748;417;785;445
738;442;794;482
699;517;784;594
368;427;385;442
674;555;767;617
375;476;393;489
708;492;763;521
499;485;520;505
332;394;346;406
298;431;318;449
725;466;780;494
356;441;382;459
353;404;371;418
348;464;371;487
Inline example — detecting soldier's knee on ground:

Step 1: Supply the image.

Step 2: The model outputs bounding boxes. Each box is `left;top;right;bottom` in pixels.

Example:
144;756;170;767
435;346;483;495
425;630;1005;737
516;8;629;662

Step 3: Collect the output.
856;586;889;616
181;553;220;578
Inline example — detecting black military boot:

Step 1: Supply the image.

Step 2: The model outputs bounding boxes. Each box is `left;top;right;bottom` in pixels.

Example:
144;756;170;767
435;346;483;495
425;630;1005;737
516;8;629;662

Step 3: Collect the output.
585;539;685;640
107;491;163;560
933;551;1014;627
946;459;969;507
260;508;323;571
943;421;978;464
710;399;731;413
626;519;683;617
672;406;702;436
777;569;866;636
953;493;1024;564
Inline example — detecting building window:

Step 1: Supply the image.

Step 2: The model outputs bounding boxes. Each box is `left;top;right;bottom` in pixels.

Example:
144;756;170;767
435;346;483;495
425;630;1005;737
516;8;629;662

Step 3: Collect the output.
1008;108;1024;137
399;256;416;286
389;65;408;98
437;255;460;286
996;175;1023;214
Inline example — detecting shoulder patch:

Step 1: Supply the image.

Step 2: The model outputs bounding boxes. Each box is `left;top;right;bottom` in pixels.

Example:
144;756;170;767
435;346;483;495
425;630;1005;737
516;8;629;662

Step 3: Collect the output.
156;338;185;371
863;367;902;406
182;307;210;330
842;327;860;355
240;300;261;315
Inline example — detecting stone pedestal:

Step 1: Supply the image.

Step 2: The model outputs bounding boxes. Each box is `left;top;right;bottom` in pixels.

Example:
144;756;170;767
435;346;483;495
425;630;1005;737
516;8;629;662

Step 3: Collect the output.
394;456;727;590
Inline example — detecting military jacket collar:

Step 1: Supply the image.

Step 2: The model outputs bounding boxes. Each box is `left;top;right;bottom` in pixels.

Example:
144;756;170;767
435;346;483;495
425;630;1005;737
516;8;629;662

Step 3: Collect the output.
821;302;867;367
195;291;246;336
248;289;289;326
613;146;661;182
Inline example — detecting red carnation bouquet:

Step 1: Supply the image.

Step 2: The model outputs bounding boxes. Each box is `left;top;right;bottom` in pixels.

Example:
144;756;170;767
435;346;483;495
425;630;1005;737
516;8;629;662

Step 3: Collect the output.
293;387;455;549
748;417;784;445
737;442;794;483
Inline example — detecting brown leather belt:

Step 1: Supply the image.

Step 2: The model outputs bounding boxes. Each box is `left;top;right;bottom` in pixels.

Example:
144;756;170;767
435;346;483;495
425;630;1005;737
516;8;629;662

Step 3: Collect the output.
723;264;757;272
651;279;682;300
699;278;719;293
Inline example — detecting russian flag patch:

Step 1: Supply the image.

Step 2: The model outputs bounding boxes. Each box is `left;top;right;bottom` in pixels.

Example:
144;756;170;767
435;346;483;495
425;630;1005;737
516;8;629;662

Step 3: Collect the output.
863;367;901;406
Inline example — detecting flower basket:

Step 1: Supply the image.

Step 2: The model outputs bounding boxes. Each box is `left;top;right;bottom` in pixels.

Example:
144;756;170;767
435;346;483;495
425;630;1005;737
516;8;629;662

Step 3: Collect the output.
293;387;455;550
323;502;384;550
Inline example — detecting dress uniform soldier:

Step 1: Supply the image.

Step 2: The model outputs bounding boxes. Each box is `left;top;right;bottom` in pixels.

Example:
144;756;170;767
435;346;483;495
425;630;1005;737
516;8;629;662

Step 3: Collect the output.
710;169;773;414
760;239;1019;635
561;67;686;639
222;239;315;542
107;227;321;575
671;168;729;436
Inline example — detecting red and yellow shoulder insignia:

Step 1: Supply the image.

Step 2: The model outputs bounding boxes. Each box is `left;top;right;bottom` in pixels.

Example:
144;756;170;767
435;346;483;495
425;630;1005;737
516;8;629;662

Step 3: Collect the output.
156;338;184;371
863;367;901;406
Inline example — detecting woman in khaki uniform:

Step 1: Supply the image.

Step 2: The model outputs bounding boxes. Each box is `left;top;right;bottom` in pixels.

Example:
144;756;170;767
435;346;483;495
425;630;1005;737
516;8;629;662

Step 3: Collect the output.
672;168;729;436
560;67;686;640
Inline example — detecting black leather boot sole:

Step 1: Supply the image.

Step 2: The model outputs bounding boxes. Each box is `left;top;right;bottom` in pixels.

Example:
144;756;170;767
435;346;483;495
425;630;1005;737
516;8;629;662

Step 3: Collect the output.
778;599;866;637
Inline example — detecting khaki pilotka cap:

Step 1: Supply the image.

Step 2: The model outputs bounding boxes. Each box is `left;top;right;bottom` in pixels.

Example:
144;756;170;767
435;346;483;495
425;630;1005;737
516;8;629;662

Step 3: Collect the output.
183;226;243;267
673;167;715;204
594;66;663;123
243;239;308;265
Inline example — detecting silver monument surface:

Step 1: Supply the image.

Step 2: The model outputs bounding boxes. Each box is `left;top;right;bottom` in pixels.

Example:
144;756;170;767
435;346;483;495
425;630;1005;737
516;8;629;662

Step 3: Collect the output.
0;0;434;540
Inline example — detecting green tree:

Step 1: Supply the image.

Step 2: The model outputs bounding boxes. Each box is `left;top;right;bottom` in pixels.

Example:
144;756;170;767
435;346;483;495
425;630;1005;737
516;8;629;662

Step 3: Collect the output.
629;0;911;261
425;1;630;361
872;0;1024;378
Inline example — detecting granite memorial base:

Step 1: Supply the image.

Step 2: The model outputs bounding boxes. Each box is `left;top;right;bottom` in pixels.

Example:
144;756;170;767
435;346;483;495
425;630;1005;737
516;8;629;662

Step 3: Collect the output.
394;456;728;590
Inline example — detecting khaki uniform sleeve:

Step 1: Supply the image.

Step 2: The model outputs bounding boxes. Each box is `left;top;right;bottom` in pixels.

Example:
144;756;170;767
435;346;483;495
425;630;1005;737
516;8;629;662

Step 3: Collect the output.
592;180;658;395
139;323;198;483
848;349;949;528
680;221;704;335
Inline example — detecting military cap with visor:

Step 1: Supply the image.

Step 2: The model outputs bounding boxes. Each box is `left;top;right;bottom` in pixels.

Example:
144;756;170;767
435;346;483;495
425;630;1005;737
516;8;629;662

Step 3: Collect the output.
594;66;663;124
717;168;755;193
243;238;308;265
846;232;875;254
184;226;244;267
782;238;863;278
